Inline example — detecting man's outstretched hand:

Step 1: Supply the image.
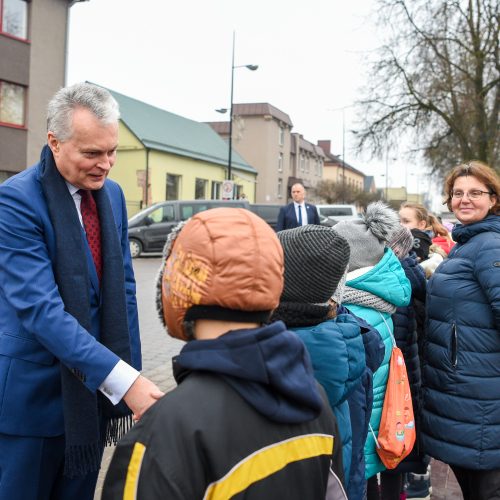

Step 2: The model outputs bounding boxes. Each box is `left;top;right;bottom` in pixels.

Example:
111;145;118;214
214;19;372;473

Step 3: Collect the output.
123;375;164;422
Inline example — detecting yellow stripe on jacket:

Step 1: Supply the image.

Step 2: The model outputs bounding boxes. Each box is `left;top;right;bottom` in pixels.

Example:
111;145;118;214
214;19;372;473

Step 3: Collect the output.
203;433;334;500
123;442;146;500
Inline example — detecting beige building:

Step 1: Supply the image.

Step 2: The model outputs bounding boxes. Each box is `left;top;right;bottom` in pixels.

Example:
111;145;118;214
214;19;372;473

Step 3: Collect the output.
0;0;79;182
289;133;325;200
385;187;425;209
208;103;325;203
318;140;365;192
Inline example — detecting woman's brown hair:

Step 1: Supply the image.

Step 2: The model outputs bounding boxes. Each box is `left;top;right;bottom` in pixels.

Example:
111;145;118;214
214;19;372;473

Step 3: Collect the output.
444;161;500;215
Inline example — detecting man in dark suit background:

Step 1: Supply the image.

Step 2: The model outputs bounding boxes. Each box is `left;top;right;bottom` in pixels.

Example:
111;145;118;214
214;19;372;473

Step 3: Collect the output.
0;83;163;500
276;182;321;231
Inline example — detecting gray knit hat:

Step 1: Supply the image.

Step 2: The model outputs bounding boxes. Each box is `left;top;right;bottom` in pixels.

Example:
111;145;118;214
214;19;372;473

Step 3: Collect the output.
277;225;350;304
389;225;414;259
333;201;399;272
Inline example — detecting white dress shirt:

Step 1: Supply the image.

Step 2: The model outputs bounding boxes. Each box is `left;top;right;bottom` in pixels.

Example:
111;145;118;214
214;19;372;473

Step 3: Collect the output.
67;182;139;405
294;202;308;226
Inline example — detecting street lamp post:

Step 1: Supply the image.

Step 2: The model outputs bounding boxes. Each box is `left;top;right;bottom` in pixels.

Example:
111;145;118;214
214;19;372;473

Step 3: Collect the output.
384;149;399;203
226;31;258;182
409;173;421;200
327;106;351;204
341;108;345;203
385;150;389;202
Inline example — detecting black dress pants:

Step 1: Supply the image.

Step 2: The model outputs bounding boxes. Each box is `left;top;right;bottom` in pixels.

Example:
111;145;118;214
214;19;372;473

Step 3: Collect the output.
450;464;500;500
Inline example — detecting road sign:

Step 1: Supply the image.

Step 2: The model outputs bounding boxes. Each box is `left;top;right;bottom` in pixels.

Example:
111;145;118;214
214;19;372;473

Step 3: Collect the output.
222;180;234;200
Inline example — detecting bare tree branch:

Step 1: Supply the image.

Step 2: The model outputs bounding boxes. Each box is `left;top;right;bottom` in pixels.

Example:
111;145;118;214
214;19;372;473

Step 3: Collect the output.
354;0;499;175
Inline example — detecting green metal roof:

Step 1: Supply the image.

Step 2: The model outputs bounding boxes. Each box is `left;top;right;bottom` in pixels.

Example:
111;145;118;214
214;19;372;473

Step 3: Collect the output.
103;86;256;174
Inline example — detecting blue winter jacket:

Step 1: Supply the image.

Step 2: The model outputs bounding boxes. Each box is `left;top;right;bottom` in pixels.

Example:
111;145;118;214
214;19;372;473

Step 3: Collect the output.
292;314;366;486
422;215;500;470
342;309;385;500
383;254;428;475
344;248;411;479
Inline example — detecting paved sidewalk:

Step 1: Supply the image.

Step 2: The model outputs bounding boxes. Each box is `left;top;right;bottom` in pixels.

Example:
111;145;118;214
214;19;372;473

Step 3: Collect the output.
429;459;463;500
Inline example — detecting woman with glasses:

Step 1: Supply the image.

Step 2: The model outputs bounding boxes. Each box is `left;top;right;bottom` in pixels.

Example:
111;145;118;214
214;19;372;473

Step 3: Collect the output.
421;161;500;500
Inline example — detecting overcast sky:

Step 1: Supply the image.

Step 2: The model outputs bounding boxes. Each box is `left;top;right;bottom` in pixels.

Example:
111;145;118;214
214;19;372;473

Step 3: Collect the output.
67;0;433;203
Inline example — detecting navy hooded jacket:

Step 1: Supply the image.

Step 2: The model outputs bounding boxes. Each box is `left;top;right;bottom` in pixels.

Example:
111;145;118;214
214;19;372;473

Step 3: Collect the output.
174;320;324;423
422;214;500;469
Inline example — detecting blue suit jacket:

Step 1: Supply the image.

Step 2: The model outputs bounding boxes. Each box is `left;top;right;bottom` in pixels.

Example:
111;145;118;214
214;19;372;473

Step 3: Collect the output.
276;202;320;231
0;161;141;437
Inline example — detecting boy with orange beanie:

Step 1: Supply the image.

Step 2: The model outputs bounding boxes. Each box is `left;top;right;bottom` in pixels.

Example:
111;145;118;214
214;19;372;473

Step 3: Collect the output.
102;208;346;500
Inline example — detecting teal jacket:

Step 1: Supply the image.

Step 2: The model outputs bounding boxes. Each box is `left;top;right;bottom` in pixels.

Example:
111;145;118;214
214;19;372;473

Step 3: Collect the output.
344;249;411;479
292;314;365;486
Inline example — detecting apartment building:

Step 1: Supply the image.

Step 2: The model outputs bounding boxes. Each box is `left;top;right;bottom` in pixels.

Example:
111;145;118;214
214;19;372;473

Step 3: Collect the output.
0;0;77;182
318;140;365;192
208;103;324;203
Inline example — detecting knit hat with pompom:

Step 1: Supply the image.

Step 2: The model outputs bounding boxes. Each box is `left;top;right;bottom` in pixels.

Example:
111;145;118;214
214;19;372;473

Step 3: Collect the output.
333;201;400;271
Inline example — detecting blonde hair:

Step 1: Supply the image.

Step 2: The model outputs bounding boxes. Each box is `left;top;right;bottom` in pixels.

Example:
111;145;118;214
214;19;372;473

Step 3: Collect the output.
400;202;452;241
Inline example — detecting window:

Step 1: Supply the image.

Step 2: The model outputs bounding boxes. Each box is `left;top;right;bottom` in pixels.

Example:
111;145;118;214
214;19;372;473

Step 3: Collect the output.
300;154;305;172
0;81;25;126
278;153;283;172
277;178;283;198
1;0;28;39
305;157;310;173
278;126;285;146
147;204;175;223
234;184;244;200
211;181;222;200
181;203;207;220
166;174;180;200
316;159;322;176
195;178;207;200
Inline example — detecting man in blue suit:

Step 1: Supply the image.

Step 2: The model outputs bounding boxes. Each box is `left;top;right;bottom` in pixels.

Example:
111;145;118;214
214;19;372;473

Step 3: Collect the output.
0;83;163;500
276;182;321;231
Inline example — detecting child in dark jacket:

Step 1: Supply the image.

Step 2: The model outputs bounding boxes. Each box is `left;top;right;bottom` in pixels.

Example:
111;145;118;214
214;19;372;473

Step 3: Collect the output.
377;225;429;500
271;225;366;493
338;305;385;500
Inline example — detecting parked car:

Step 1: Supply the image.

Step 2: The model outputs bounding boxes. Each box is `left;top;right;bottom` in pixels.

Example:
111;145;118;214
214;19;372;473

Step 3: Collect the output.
316;204;359;226
248;204;281;231
128;199;249;257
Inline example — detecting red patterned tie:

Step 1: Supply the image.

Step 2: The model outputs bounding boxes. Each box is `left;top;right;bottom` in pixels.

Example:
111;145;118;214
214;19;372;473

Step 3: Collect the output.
79;190;102;283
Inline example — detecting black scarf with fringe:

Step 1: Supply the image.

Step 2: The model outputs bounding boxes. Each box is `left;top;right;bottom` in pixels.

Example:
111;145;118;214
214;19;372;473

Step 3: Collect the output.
39;145;132;477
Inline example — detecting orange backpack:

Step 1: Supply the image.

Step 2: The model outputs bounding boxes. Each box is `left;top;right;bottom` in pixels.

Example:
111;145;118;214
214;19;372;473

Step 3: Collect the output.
374;344;416;469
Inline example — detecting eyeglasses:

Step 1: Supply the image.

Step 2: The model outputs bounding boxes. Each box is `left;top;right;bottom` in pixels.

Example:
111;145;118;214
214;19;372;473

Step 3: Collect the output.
451;189;493;200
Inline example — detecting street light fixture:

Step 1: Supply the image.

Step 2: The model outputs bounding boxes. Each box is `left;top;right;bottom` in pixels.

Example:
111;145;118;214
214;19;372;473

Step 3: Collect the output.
226;31;258;183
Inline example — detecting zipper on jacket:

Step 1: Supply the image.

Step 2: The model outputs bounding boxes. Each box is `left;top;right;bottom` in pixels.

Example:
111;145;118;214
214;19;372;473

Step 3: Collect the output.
325;465;348;500
451;323;458;368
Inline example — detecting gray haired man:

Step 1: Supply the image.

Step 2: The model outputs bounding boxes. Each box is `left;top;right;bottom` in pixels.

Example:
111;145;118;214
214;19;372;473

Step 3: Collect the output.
0;83;162;499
